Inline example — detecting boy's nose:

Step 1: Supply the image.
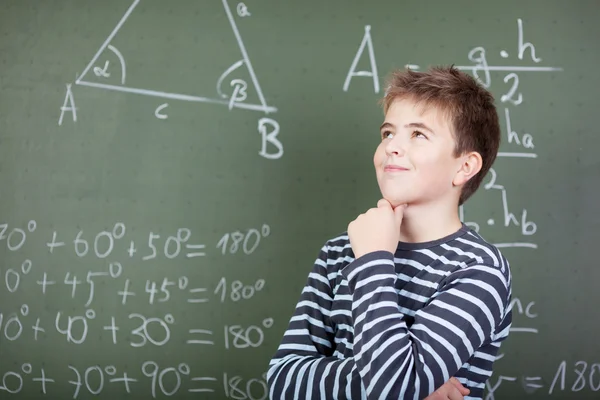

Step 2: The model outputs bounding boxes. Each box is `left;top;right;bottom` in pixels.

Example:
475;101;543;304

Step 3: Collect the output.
385;137;406;156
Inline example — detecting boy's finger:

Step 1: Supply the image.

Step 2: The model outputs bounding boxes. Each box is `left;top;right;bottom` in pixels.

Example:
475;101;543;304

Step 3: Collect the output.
449;378;470;395
394;204;407;226
377;198;391;209
447;386;466;400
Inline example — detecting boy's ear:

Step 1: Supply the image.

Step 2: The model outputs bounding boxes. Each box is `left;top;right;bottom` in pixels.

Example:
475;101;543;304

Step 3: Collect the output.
453;151;483;186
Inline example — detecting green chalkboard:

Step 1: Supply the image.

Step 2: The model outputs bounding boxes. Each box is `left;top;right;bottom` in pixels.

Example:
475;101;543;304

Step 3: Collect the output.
0;0;598;399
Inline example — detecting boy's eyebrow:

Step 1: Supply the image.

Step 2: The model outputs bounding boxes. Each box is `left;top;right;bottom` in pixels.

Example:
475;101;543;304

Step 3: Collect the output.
379;121;436;135
405;122;435;135
379;122;395;131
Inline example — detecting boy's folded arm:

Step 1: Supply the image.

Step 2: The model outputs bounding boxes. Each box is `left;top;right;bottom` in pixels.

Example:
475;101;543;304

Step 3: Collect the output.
341;250;511;399
266;245;366;399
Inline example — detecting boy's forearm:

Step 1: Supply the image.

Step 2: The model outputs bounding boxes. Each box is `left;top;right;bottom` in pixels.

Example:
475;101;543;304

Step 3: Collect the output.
267;354;364;399
342;250;423;397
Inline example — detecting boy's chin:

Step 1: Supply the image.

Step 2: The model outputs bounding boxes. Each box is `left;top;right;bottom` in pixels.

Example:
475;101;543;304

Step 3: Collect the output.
382;196;410;209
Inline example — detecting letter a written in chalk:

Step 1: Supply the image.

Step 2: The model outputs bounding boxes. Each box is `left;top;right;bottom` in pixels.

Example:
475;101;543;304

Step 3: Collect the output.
58;83;77;126
343;25;379;93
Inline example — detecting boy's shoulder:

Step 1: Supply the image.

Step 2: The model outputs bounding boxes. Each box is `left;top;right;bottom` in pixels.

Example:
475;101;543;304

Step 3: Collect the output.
319;230;355;265
450;225;512;275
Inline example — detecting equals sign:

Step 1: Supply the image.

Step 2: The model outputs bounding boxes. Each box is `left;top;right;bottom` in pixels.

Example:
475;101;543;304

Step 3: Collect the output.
187;329;214;345
188;287;209;303
186;244;206;258
523;376;543;390
188;376;217;393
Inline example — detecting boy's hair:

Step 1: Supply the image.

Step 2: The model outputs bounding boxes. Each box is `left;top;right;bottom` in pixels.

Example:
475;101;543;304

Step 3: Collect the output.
381;65;501;205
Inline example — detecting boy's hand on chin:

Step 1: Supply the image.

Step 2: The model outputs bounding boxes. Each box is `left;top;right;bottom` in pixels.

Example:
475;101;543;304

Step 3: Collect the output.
348;199;407;259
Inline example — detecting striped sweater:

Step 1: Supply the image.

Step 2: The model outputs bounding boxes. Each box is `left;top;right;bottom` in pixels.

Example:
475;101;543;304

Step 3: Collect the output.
267;223;512;399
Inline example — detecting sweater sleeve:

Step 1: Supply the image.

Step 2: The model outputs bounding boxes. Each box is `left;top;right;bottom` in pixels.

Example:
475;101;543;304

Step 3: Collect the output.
340;250;511;399
266;244;366;399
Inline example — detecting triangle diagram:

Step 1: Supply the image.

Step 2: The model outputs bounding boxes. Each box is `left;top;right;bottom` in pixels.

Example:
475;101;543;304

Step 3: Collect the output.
75;0;276;114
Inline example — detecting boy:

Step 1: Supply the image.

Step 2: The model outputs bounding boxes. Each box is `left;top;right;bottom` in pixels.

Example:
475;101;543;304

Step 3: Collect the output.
267;66;513;399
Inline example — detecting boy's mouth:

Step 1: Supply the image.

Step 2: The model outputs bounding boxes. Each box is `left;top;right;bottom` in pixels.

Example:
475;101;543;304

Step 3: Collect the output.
384;165;409;172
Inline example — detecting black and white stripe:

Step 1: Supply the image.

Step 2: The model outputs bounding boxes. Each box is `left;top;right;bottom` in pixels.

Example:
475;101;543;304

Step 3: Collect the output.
267;224;512;399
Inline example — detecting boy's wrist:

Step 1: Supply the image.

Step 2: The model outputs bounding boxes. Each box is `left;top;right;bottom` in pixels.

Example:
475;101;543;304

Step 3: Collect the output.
341;250;396;291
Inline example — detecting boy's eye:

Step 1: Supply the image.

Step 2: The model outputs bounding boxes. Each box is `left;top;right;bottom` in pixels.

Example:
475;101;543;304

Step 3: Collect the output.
413;130;427;139
381;131;394;139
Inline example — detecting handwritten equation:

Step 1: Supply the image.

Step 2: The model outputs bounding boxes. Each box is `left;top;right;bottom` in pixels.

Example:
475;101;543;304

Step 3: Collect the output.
0;300;272;348
486;360;600;399
0;217;272;398
0;362;267;399
0;220;269;262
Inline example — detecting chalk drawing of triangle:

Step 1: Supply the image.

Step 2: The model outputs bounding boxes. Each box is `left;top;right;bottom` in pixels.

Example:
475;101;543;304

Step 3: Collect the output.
75;0;276;114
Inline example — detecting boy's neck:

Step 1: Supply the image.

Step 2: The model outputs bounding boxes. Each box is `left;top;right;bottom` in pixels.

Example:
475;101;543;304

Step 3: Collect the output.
398;200;463;244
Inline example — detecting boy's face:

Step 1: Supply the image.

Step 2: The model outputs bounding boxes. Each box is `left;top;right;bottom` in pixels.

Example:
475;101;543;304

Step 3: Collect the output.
374;97;463;208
